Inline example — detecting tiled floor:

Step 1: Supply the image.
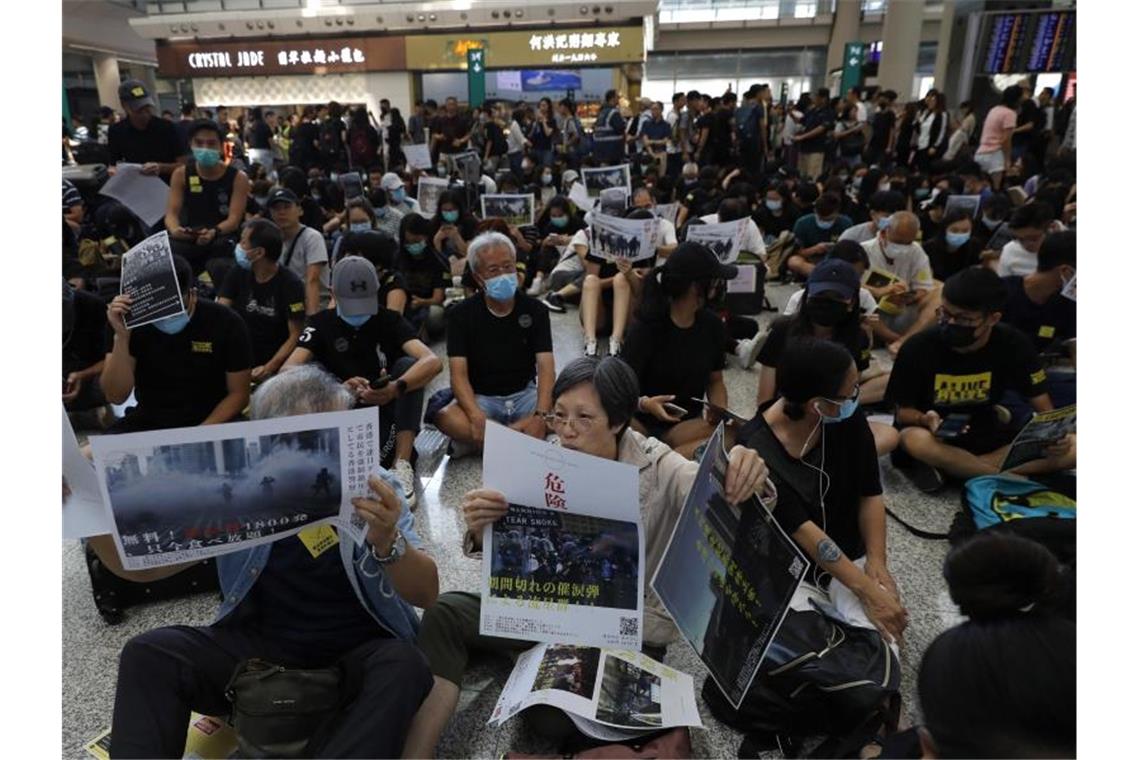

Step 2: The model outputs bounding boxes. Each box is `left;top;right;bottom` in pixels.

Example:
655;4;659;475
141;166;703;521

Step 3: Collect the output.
61;283;964;758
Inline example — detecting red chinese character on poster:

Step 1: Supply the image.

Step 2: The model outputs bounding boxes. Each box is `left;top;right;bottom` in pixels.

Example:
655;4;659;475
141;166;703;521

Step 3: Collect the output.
544;473;567;510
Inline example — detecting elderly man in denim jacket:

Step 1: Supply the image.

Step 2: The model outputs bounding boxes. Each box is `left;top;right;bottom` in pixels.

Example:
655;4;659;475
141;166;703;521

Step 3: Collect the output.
104;364;438;759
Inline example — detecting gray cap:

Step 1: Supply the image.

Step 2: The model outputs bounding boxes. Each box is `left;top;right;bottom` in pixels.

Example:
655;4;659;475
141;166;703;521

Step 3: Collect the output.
118;79;156;111
331;256;379;317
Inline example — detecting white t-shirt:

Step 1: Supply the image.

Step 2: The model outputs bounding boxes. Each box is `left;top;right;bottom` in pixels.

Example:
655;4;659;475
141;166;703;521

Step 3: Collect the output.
282;225;331;306
665;111;682;154
657;217;678;247
698;214;768;257
784;286;878;317
861;237;934;290
854;101;869;124
997;240;1037;278
838;221;878;245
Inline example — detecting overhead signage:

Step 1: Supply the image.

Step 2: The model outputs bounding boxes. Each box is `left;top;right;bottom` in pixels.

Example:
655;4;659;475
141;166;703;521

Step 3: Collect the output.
156;36;406;78
404;25;643;70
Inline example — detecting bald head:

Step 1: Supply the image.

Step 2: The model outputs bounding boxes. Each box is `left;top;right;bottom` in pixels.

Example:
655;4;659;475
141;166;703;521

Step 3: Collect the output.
884;211;920;246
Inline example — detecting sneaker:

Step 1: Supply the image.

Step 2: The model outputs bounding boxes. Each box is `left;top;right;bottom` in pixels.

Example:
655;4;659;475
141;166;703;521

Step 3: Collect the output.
734;333;766;370
904;462;945;494
392;459;417;510
526;273;545;297
585;339;598;357
541;292;567;313
608;337;622;356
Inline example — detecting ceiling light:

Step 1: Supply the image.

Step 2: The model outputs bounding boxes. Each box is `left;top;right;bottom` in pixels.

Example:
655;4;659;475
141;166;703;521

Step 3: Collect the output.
429;13;437;21
592;6;601;14
515;10;523;17
170;24;178;33
295;19;303;27
580;5;589;13
190;23;199;32
256;20;264;29
548;8;556;15
180;23;189;32
417;14;426;21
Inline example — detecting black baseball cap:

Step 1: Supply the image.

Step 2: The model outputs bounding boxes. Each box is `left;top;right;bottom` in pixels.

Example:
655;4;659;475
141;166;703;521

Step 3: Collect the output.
118;79;155;111
267;188;299;207
662;241;738;281
806;259;860;301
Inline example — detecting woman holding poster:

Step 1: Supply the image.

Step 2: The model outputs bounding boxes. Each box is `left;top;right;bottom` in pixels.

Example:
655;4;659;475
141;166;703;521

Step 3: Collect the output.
402;356;769;758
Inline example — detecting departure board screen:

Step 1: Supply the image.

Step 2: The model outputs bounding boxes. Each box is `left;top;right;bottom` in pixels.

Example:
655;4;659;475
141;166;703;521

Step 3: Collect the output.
980;11;1075;74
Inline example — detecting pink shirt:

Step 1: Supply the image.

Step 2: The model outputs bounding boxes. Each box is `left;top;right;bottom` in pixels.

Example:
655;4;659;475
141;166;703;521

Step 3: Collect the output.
978;105;1017;153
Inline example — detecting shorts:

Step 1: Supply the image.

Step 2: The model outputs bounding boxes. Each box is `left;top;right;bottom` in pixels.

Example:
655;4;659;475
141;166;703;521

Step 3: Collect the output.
974;148;1005;175
475;381;538;426
880;306;921;336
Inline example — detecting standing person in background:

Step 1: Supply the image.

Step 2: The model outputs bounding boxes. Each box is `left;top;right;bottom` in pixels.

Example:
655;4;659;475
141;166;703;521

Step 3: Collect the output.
975;86;1021;187
245;107;274;171
289;106;322;171
1012;85;1043;164
107;80;187;182
865;89;897;167
319;101;348;175
593;89;627;166
834;102;866;170
666;92;686;178
505;106;529;178
386;107;407;170
944;101;976;162
912;90;949;174
431;97;473;166
528;97;558;169
639;101;672;178
710;91;737;168
893;101;918;169
347;105;381;170
679;90;701;167
793;88;834;181
407;100;428;145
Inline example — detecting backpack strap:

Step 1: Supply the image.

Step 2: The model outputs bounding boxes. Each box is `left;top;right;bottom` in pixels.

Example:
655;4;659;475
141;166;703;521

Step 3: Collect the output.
884;507;950;541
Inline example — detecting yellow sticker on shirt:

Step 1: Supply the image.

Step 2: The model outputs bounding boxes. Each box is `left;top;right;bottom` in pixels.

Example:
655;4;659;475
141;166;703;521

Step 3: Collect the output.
934;372;992;405
1038;325;1056;339
191;341;213;353
1030;369;1047;386
297;524;339;558
289;301;304;313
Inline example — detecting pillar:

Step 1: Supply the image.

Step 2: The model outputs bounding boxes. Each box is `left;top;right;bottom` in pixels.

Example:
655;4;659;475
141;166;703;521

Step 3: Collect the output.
826;0;863;75
932;0;956;92
877;0;924;98
93;53;122;110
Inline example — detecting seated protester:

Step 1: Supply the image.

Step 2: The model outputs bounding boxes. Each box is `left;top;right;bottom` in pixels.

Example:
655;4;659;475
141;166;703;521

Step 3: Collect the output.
63;178;85;237
860;211;941;356
887;267;1075;493
429;189;479;278
742;337;907;648
1001;230;1076;357
526;195;585;298
395;212;448;339
216;218;305;384
164;120;250;287
698;197;767;259
787;192;853;278
753;182;796;242
916;188;948;244
403;356;769;758
329;197;379;264
539;219;591;315
266;188;330;316
466;217;529;291
63;281;108;415
376;171;421;238
631;186;678;262
838;190;906;246
822;175;864;224
285;256;442;504
339;230;408;316
434;233;555;453
278;165;326;231
996;200;1064;277
675;164;722;228
103;365;437;759
783;240;878;318
923;207;983;281
789;180;820;222
102;254;252;433
581;207;655;357
620;242;734;459
758;261;898;456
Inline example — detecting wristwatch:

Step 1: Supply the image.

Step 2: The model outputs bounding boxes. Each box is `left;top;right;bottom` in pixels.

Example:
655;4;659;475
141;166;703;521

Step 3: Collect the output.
395;378;408;397
370;529;406;566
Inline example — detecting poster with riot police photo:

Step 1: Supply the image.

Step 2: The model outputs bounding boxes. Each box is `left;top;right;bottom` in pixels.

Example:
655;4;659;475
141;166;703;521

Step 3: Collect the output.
417;176;449;217
582;164;632;199
684;218;749;264
588;213;658;264
481;194;536;227
119;231;187;330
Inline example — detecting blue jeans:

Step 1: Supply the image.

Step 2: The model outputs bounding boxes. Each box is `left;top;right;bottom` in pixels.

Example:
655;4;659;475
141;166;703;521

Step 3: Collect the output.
475;381;538;425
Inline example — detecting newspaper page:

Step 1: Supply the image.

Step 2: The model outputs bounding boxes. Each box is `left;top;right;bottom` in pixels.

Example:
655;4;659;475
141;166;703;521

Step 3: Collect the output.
685;218;748;264
89;408;381;570
1000;404;1076;472
568;181;595;211
416;176;450;217
944;194;981;219
651;424;808;709
588;213;658;264
1061;273;1076;302
481;194;536;227
403;143;432;170
582;164;632;198
85;713;239;760
99;162;171;227
488;643;703;738
120;232;186;329
63;408;112;540
655;202;680;227
480;423;643;650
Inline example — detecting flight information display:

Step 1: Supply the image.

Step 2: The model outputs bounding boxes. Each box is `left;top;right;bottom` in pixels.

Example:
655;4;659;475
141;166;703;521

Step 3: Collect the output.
980;11;1075;74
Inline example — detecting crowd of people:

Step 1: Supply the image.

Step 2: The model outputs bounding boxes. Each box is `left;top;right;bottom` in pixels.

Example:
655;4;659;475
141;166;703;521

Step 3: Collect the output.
63;75;1076;758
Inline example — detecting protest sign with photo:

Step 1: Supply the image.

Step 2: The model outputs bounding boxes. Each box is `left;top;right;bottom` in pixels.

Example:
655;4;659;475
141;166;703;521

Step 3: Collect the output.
481;423;643;650
98;163;171;228
481;194;535;227
489;643;703;740
63;408;112;540
416;176;449;217
120;231;186;330
652;424;807;709
588;213;658;264
568;182;594;211
684;218;749;263
89;408;382;570
403;143;432;170
1000;404;1076;472
944;194;981;219
582;164;632;198
1062;273;1076;302
655;203;680;227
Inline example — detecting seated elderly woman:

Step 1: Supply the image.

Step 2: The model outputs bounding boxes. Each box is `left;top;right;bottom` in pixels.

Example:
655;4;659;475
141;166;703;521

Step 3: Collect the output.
100;364;438;759
402;355;769;757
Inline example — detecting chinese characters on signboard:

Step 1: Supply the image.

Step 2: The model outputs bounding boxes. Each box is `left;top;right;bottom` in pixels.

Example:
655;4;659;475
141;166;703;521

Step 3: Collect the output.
529;31;622;64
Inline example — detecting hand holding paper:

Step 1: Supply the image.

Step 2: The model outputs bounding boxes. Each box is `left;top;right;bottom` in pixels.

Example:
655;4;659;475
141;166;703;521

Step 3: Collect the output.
723;446;769;506
352;474;403;554
461;488;509;537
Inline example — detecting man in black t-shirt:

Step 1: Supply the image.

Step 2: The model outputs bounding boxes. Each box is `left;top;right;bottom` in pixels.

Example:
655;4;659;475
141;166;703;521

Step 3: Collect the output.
107;80;187;182
887;267;1075;492
435;232;555;453
793;88;835;181
218;219;305;382
285;256;442;506
63;281;108;414
1001;230;1076;356
102;255;253;432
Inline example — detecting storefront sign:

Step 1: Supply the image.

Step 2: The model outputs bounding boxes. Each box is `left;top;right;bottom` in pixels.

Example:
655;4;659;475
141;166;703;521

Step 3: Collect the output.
404;26;643;70
156;36;406;78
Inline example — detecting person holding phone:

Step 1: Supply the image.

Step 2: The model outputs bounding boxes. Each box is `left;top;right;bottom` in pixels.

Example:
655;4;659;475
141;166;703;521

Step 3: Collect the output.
860;210;941;356
886;267;1074;493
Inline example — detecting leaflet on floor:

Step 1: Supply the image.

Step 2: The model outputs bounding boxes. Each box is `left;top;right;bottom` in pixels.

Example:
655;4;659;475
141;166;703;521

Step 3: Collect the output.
416;176;449;217
85;712;239;759
480;423;643;650
588;213;658;263
488;643;703;738
98;162;171;228
63;408;113;540
684;218;748;264
89;407;382;570
120;231;187;330
568;182;594;211
1000;404;1076;472
582;164;631;198
403;143;432;170
481;193;536;227
651;424;807;709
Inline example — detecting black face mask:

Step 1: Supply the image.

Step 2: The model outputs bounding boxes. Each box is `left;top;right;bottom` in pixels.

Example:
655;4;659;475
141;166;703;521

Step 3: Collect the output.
939;322;979;348
805;297;850;327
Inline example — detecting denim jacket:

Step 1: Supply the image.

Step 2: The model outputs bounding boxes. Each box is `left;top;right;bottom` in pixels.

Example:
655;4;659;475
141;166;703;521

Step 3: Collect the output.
213;468;424;641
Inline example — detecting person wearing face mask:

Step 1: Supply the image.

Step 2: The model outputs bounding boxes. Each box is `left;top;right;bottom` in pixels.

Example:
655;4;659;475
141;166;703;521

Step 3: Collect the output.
743;337;908;646
996;200;1065;277
430;190;478;277
534;196;588;310
787;192;853;278
432;233;555;454
402;356;769;758
922;208;982;281
758;260;898;456
102;254;253;433
395;213;448;340
340;229;410;316
753;182;795;243
887;267;1073;493
376;171;420;237
329;197;380;265
676;165;722;228
165;120;250;288
631;187;678;261
838;190;905;246
860;211;940;356
107;80;188;181
217;218;305;384
284;256;442;505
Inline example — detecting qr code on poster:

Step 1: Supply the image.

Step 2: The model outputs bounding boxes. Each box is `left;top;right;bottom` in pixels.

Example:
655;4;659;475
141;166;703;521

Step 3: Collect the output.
620;617;639;636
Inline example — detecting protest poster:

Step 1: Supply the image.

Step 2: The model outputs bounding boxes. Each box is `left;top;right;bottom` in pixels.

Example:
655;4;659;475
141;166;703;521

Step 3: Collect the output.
120;231;187;330
89;408;382;570
63;408;112;540
416;176;449;217
85;713;238;759
568;182;594;211
403;143;432;170
944;194;981;219
1000;404;1076;472
489;643;703;740
481;423;643;650
98;163;171;228
726;264;757;294
582;164;632;198
1062;272;1076;302
481;194;535;227
684;218;748;263
588;213;658;264
655;202;680;227
599;186;630;209
652;424;807;709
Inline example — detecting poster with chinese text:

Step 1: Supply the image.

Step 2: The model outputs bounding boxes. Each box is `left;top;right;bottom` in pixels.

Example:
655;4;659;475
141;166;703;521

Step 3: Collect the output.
120;231;186;329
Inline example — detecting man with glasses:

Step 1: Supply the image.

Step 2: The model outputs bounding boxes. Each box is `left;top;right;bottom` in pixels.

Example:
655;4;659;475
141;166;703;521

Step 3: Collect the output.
886;267;1074;493
996;201;1065;278
433;232;555;455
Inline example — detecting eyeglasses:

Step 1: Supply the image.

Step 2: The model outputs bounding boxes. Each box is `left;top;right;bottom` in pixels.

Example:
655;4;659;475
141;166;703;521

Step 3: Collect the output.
543;412;598;434
936;307;986;328
826;383;861;405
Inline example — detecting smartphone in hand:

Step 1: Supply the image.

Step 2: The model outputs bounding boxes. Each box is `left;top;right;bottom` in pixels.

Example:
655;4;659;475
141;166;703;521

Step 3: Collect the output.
662;402;688;418
935;413;972;440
